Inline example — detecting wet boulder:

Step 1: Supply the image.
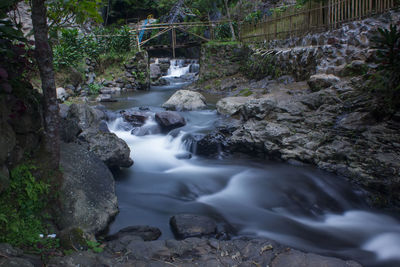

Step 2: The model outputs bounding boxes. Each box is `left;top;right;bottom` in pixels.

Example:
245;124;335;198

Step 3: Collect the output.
308;74;340;92
78;130;133;169
62;104;133;169
150;63;162;79
196;132;227;157
155;111;186;132
58;142;118;234
216;96;250;116
162;90;207;111
121;111;149;127
67;103;105;130
170;214;217;239
57;87;69;101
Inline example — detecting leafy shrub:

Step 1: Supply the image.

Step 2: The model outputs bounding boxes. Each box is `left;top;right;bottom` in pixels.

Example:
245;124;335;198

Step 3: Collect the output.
368;24;400;113
0;164;51;248
53;29;84;69
86;240;103;253
372;24;400;75
88;83;102;95
244;11;263;23
53;26;134;69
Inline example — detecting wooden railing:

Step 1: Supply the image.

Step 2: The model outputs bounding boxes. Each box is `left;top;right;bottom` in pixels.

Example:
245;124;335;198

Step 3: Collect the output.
240;0;398;43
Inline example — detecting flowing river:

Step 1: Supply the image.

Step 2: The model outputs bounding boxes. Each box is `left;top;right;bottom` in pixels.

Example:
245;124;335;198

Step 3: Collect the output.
102;59;400;267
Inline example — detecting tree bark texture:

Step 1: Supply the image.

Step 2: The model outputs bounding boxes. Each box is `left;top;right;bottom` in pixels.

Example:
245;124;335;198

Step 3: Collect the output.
31;0;60;169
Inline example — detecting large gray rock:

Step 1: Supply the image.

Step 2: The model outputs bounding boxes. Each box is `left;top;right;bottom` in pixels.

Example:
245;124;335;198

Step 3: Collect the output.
337;112;376;131
78;130;133;168
170;214;217;239
57;87;69;101
0;257;34;267
67;103;105;131
155;111;186;131
63;104;133;169
162;90;207;111
0;120;16;164
58;142;118;234
150;63;162;79
308;74;340;91
216;96;250;116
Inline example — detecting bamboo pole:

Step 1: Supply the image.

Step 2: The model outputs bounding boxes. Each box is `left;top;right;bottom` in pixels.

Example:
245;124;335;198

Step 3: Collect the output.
140;27;172;46
176;26;210;42
172;27;176;58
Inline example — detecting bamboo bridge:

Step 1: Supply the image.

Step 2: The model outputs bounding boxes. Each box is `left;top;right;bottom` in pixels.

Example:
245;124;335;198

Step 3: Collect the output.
130;20;231;58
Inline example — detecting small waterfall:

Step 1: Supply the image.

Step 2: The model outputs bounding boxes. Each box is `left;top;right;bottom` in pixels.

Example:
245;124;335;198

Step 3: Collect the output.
167;59;191;77
165;59;199;78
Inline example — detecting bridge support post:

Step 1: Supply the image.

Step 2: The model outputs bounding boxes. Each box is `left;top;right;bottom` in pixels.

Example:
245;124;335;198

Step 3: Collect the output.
172;26;176;58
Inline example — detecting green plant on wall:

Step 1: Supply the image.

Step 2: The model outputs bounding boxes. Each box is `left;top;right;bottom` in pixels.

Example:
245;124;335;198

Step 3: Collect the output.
368;24;400;114
0;164;51;248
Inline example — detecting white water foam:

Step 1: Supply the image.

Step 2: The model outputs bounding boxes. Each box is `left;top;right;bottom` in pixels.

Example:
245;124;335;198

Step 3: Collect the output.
166;59;191;77
363;233;400;260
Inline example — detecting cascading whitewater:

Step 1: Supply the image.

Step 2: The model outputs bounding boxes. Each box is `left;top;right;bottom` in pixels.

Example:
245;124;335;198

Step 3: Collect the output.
166;59;196;77
103;58;400;267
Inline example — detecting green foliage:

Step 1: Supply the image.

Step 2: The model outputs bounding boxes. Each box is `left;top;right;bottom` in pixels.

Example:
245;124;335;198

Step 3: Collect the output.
47;0;103;32
214;22;238;40
244;11;263;23
241;53;283;80
53;29;83;68
0;0;25;44
0;164;51;248
372;24;400;74
206;40;240;46
53;26;134;69
88;83;102;95
86;240;104;253
237;88;253;96
368;24;400;114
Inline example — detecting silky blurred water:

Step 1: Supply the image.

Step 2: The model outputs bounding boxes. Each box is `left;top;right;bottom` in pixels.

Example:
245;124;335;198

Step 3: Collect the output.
104;59;400;267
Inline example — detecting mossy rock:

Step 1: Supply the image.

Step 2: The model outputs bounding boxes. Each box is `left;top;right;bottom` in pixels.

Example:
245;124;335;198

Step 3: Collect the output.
59;227;88;251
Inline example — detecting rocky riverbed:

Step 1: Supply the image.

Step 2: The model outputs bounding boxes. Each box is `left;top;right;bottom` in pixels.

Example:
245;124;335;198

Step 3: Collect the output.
191;10;400;209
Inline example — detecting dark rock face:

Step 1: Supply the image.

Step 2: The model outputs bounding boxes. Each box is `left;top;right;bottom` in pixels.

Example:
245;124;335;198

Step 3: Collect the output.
122;111;149;127
124;51;150;90
308;74;340;91
199;43;249;82
61;104;133;169
58;142;118;234
155;111;186;132
0;90;43;190
196;133;226;156
79;130;133;168
66;103;105;131
220;79;400;207
170;214;217;239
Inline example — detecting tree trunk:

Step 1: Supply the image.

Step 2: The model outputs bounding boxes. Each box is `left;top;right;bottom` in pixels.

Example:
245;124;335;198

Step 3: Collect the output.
224;0;236;41
31;0;60;169
105;0;111;26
